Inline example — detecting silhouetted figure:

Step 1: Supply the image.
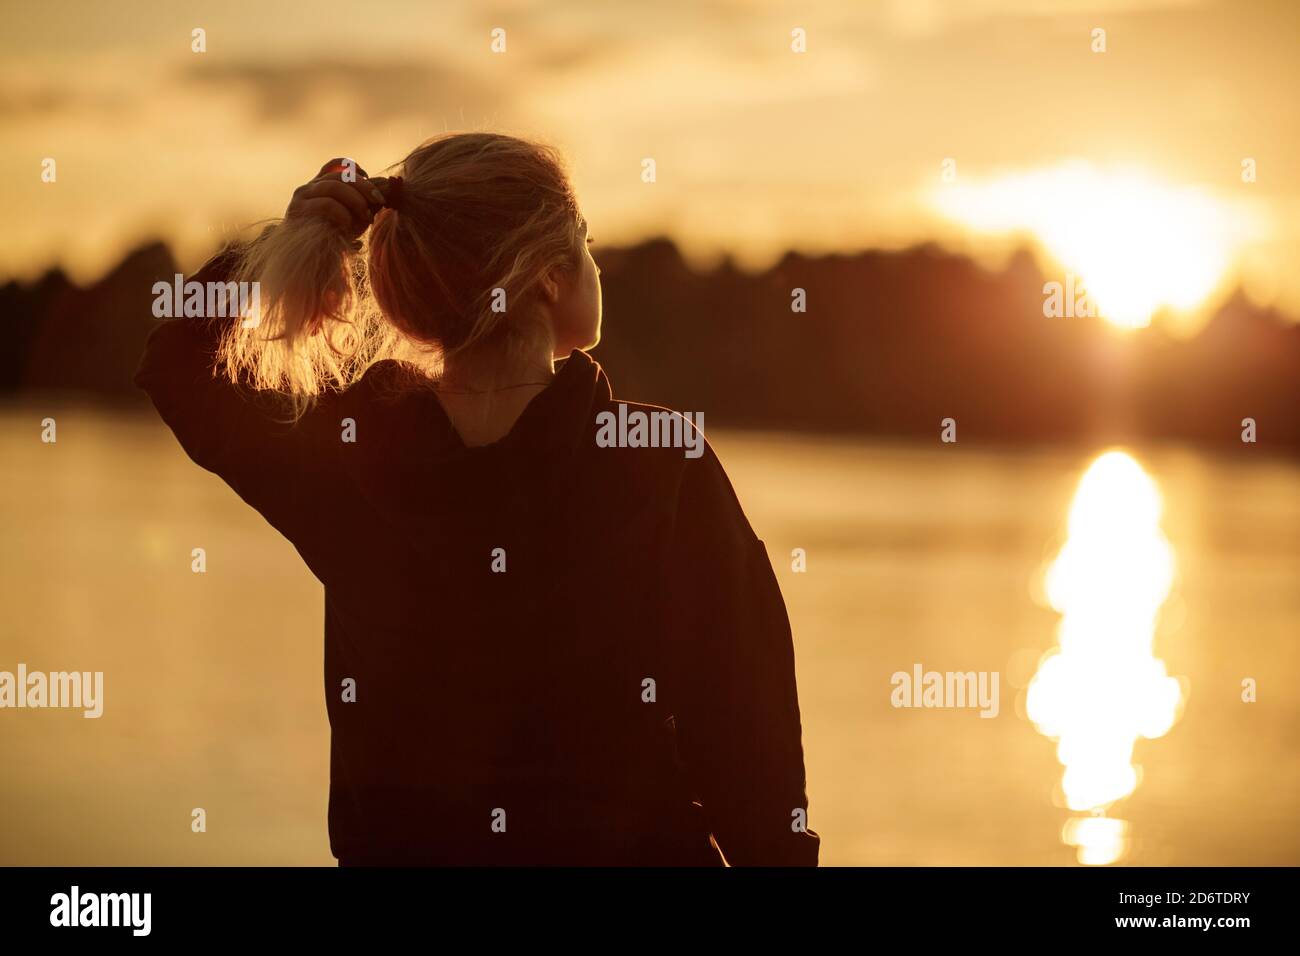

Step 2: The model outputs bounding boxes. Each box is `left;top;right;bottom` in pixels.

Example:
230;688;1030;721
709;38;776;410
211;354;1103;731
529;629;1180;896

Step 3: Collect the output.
136;134;817;865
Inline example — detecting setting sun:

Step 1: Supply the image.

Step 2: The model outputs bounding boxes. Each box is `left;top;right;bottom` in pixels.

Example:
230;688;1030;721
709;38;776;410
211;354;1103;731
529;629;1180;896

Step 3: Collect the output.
933;162;1257;330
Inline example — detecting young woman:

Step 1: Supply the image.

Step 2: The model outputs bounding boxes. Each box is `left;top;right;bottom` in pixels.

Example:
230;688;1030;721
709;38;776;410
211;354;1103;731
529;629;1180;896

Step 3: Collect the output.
136;133;818;866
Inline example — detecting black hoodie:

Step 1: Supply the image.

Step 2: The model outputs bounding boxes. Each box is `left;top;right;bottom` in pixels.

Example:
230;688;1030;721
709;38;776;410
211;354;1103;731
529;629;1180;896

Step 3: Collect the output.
135;248;819;866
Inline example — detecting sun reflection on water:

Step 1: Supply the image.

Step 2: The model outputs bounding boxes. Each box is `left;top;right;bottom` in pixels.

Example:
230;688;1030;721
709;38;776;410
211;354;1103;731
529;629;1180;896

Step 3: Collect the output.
1028;450;1184;864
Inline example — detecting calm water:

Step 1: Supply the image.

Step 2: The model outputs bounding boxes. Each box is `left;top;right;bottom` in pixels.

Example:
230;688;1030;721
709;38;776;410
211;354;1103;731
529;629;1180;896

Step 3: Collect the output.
1;407;1297;865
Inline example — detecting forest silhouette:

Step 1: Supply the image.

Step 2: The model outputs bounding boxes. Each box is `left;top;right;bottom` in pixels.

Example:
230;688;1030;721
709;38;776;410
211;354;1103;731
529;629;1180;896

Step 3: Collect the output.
3;238;1297;453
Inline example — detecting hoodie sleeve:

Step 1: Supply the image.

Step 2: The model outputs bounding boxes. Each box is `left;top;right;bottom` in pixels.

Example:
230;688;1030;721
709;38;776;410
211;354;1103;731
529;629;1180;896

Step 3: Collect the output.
665;443;820;866
133;241;322;524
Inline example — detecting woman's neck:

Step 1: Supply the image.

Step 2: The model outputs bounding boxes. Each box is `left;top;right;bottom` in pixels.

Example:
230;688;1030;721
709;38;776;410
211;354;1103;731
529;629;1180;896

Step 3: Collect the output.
434;340;557;447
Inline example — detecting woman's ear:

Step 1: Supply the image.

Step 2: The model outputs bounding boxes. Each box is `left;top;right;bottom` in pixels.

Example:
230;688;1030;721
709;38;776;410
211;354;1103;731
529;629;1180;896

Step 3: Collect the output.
537;267;562;306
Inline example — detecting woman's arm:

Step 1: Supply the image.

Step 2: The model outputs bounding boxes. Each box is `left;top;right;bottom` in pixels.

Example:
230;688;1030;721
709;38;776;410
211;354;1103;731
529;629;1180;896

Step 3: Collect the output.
134;236;319;515
665;443;820;866
135;161;384;520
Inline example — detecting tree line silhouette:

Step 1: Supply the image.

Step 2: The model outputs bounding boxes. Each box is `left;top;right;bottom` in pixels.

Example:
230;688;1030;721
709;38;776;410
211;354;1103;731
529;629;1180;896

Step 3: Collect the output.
3;237;1297;452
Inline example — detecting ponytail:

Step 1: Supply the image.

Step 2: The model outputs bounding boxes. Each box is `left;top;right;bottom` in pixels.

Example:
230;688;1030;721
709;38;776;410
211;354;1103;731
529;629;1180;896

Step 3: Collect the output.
217;132;583;417
217;216;398;414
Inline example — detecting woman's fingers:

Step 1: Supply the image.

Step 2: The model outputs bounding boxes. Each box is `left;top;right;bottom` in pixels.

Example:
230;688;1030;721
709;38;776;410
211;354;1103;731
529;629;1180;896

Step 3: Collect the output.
285;159;389;235
302;179;373;224
293;196;354;232
310;163;387;209
288;182;386;239
343;175;387;213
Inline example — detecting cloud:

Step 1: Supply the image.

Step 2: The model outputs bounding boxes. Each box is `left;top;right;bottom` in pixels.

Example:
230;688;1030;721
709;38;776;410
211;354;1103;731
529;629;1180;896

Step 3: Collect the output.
180;57;508;125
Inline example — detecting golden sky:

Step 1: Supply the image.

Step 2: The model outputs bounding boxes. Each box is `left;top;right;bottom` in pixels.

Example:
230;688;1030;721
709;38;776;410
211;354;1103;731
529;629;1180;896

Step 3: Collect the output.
4;0;1298;328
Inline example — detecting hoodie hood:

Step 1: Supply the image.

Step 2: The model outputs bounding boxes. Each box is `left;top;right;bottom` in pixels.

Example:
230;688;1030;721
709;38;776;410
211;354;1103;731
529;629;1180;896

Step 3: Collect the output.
344;349;613;545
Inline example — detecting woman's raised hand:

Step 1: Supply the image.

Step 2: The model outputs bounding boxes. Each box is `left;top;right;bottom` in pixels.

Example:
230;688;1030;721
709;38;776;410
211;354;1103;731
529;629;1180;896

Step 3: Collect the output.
284;158;387;239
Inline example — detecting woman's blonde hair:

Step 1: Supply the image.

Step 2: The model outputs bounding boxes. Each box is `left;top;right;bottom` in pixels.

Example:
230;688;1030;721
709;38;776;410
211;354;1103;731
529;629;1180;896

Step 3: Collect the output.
219;132;585;411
